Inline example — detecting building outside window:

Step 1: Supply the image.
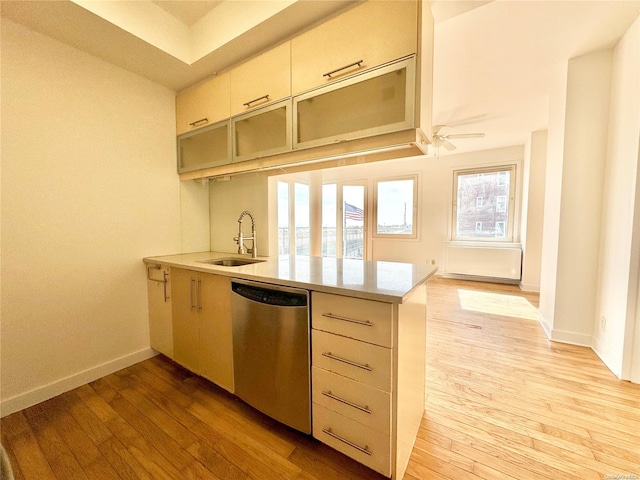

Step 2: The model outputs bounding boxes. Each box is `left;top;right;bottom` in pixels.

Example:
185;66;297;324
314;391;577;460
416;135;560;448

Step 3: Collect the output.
452;165;516;241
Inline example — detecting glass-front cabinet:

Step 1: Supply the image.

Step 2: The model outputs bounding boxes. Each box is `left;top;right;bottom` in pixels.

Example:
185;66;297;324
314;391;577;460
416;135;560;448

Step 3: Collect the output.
293;56;416;150
232;100;292;162
177;121;231;173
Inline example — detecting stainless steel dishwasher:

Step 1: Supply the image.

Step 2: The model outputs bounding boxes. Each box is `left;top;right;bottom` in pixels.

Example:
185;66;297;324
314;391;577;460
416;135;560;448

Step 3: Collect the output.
231;278;311;434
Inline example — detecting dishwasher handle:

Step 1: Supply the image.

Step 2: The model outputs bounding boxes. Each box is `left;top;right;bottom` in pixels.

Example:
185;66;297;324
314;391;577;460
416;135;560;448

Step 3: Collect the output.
231;280;307;307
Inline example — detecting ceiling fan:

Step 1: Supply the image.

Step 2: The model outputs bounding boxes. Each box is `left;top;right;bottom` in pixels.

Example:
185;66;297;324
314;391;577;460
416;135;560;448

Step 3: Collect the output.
432;124;485;153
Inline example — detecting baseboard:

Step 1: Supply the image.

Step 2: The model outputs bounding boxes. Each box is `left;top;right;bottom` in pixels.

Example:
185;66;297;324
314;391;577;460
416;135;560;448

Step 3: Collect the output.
536;311;592;346
441;273;520;285
1;348;157;417
519;281;540;292
592;337;622;378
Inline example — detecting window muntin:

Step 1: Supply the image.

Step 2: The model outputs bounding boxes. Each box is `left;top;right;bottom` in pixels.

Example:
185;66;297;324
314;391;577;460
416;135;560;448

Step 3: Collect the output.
373;176;417;238
452;165;516;241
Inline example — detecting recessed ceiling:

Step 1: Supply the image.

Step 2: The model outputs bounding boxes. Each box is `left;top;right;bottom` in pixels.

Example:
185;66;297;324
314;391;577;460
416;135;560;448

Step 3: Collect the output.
152;0;223;26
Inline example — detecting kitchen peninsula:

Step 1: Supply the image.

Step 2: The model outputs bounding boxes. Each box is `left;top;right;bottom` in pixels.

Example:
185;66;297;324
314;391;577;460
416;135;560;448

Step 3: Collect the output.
143;252;437;479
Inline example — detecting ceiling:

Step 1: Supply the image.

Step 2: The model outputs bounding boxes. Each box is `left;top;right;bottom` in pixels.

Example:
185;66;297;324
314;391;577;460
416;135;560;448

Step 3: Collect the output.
2;0;640;158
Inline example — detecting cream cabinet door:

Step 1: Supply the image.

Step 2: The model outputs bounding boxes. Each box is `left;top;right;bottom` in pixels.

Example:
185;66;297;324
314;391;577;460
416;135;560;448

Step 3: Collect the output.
147;265;173;358
291;0;417;95
176;72;231;135
230;42;291;116
171;268;200;373
199;273;234;392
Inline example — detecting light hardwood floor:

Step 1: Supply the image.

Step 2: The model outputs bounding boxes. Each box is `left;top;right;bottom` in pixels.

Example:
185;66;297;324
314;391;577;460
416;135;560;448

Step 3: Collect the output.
2;277;639;479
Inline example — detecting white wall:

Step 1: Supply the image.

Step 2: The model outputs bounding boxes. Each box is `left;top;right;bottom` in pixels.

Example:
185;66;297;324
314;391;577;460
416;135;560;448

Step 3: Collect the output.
209;172;270;256
0;19;181;414
520;130;547;292
539;51;613;345
594;17;640;378
538;61;568;336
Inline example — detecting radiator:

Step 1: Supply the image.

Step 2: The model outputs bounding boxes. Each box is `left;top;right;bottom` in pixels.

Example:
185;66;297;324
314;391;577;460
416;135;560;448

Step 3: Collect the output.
444;244;522;280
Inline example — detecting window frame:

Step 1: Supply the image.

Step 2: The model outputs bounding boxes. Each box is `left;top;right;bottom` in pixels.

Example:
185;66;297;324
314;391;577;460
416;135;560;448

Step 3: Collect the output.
373;174;418;239
451;164;517;242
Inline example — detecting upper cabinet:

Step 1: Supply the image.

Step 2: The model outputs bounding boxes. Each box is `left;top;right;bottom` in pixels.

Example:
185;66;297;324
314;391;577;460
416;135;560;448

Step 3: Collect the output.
230;42;291;117
176;72;230;136
294;57;415;149
291;1;418;95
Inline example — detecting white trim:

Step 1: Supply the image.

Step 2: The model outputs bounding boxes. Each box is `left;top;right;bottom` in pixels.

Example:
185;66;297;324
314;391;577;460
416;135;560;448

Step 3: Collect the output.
0;348;157;417
549;329;592;347
592;336;622;379
519;281;540;293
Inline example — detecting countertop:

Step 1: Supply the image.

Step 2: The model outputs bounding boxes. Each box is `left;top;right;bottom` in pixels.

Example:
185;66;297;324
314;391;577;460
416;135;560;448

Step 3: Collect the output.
143;251;438;303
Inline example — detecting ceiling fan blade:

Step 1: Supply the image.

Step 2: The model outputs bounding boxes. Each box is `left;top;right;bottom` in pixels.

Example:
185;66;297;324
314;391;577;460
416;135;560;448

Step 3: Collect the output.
432;124;447;135
444;132;485;139
441;139;457;151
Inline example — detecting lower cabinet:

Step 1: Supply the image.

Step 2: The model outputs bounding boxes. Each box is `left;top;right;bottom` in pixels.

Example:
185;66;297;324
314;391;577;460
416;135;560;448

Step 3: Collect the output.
147;264;173;358
310;287;427;479
171;268;234;392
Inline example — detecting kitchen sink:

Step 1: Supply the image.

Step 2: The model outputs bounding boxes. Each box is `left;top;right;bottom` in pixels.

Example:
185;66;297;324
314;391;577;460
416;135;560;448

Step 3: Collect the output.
199;257;266;267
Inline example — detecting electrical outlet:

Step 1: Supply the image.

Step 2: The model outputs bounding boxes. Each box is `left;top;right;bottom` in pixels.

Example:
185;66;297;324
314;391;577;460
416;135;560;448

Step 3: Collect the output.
601;316;607;331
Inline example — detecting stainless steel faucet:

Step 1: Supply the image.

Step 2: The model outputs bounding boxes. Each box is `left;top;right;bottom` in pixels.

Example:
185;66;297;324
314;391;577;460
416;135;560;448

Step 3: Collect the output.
234;210;257;258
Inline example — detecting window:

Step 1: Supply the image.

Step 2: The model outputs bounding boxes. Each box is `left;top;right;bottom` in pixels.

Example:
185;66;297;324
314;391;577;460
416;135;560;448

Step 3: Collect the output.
276;180;310;255
452;165;516;241
277;182;290;255
295;183;310;255
374;176;417;238
322;182;366;259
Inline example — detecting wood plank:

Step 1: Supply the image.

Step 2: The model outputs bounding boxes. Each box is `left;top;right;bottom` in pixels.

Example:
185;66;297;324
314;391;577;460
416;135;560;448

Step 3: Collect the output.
2;277;638;480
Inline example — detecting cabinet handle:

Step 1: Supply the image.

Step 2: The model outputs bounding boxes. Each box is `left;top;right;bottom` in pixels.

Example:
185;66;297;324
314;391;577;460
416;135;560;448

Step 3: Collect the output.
322;428;372;456
322;391;371;414
189;278;196;311
322;352;372;371
163;270;169;302
323;59;364;78
322;313;372;327
243;94;270;108
196;278;202;311
189;117;208;128
147;265;169;302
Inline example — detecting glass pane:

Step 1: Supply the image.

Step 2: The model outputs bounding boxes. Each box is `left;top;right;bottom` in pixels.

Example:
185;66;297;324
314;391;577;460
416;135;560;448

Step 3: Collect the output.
297;67;407;144
235;105;288;158
295;183;310;255
456;170;511;239
179;123;229;171
277;182;289;255
322;184;337;257
376;179;414;235
343;185;365;259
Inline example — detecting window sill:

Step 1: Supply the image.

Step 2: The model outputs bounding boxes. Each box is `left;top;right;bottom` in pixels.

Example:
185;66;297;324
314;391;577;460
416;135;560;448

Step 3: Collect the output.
446;240;522;249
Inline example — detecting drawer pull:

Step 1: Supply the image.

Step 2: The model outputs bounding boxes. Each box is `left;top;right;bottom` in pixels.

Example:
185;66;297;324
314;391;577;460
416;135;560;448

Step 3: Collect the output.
189;117;209;127
243;94;270;107
323;60;364;78
322;390;371;414
322;428;372;456
322;313;373;327
322;352;372;371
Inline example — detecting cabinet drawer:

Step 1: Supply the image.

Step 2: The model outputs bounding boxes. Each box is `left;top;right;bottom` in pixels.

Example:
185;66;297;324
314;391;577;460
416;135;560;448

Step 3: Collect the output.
312;367;390;434
312;292;392;347
312;330;391;392
313;404;391;477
